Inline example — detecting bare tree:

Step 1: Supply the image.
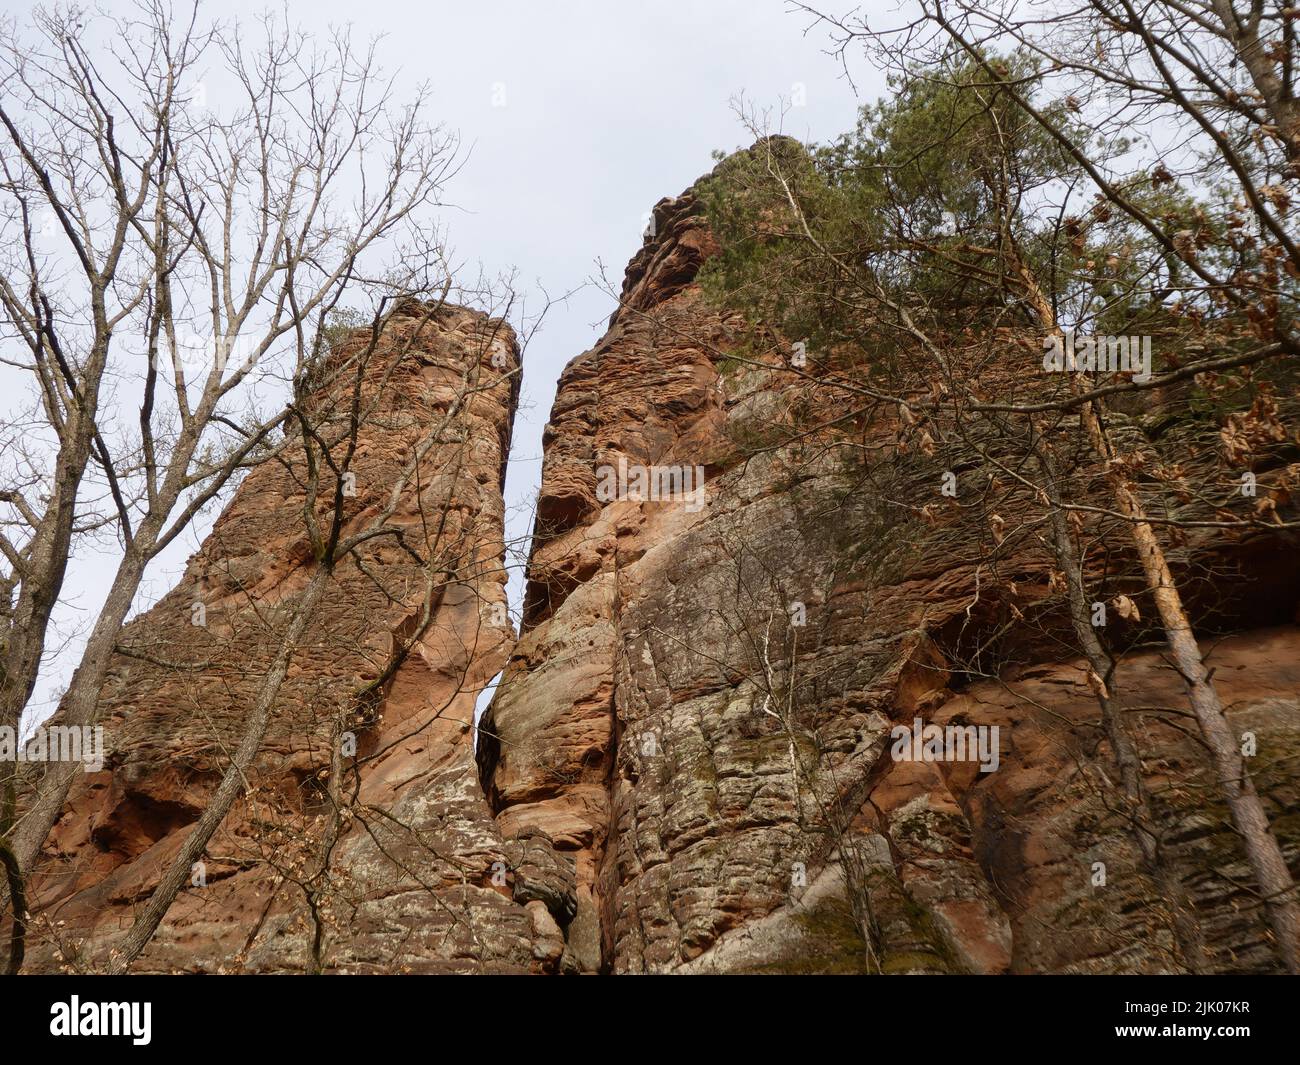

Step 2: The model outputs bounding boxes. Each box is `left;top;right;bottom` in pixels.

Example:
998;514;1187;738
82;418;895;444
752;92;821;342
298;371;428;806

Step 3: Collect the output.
0;0;462;945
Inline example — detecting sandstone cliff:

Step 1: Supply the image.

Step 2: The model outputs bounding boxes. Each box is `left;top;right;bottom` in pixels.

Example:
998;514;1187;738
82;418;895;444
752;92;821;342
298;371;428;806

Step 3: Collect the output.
23;302;575;973
478;165;1300;974
17;162;1300;975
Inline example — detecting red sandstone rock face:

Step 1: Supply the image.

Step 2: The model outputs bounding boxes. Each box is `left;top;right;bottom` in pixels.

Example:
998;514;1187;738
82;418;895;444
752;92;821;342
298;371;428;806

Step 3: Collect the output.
23;303;575;973
16;164;1300;976
479;168;1300;974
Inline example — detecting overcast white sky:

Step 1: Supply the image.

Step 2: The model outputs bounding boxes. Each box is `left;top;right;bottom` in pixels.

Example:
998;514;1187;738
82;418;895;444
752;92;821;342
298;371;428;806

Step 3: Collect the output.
15;0;887;725
385;0;882;625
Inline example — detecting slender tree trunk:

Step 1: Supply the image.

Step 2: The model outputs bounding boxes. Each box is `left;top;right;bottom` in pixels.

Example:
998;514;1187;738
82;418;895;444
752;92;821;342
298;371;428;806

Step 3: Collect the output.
13;460;199;876
0;783;26;975
0;422;103;816
1034;432;1205;971
1011;253;1300;972
1078;399;1300;973
105;567;330;973
0;542;155;971
9;544;152;877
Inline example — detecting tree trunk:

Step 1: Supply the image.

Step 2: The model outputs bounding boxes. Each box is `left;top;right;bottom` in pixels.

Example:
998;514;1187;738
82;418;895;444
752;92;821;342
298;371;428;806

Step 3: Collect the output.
1078;398;1300;973
1035;432;1205;971
105;567;330;972
1011;252;1299;973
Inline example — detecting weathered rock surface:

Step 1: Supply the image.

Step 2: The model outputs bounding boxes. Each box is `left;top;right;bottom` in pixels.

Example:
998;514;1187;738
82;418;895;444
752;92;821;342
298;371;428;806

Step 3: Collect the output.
22;302;576;973
14;156;1300;976
478;162;1300;974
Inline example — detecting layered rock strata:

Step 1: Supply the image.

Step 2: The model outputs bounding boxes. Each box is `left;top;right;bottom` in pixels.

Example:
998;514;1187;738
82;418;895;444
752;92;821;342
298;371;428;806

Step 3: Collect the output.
22;302;576;973
478;165;1300;974
16;159;1300;976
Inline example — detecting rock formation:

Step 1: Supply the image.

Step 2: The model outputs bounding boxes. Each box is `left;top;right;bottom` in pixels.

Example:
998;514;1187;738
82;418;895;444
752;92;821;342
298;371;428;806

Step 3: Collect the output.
478;163;1300;974
15;159;1300;975
22;302;575;973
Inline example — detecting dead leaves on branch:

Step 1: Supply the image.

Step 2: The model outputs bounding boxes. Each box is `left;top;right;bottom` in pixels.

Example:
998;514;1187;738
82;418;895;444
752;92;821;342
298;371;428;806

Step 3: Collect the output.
1219;391;1288;464
1112;594;1140;622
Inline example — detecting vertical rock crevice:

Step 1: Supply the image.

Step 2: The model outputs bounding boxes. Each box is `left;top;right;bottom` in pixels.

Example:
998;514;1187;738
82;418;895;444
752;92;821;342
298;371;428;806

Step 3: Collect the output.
17;302;574;974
